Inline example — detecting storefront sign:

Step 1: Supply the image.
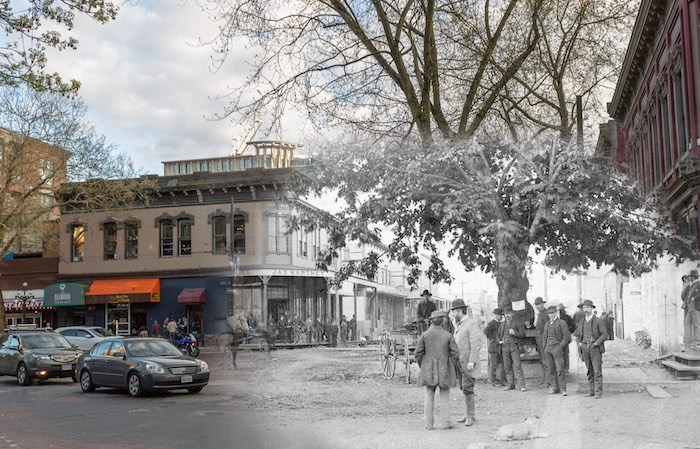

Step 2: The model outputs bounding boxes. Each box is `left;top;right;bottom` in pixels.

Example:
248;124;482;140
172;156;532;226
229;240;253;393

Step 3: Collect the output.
44;283;84;307
111;294;130;304
238;268;334;278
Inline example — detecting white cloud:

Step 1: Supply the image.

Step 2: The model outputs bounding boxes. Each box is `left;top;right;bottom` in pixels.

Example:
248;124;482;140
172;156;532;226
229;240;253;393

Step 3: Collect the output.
44;0;307;174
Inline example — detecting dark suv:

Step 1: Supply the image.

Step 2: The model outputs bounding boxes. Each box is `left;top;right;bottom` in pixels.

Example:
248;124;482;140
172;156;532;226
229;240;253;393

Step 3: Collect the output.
0;329;83;385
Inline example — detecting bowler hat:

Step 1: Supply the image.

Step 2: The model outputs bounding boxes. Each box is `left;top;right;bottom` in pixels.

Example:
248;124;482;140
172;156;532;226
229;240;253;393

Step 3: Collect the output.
428;310;446;320
581;299;596;308
690;270;699;278
546;305;558;313
421;289;432;297
557;303;565;310
451;298;468;310
534;297;545;305
492;308;503;315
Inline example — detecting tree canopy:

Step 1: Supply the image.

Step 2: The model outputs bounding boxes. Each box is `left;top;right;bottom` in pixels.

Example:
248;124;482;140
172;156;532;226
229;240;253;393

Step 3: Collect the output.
0;0;118;94
204;0;687;307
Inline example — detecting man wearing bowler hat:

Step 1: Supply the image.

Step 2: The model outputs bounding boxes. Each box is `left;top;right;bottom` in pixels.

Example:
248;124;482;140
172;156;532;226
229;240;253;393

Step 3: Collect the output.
417;289;437;334
414;310;461;430
574;299;608;398
451;298;482;426
484;307;507;387
533;297;550;388
543;305;571;396
498;305;527;392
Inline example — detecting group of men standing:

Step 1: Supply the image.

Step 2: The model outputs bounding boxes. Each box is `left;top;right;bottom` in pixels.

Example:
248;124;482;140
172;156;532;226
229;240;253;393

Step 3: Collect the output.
266;313;358;346
415;290;611;431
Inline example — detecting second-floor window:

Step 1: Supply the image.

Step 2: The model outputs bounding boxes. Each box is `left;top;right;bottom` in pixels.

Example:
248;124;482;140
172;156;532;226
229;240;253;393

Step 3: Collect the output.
103;222;117;260
298;226;307;257
212;216;227;253
160;219;174;257
178;218;192;256
267;213;289;254
71;225;85;262
125;222;138;259
233;214;245;253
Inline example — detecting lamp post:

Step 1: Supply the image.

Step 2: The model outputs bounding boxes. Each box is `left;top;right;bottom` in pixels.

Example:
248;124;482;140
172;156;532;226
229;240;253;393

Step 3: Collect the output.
15;282;34;324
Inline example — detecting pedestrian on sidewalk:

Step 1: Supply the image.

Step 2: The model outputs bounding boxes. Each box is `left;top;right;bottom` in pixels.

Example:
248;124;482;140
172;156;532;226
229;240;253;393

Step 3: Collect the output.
574;299;608;399
451;299;482;426
414;310;461;430
681;270;700;351
498;305;527;392
151;320;161;338
484;307;506;387
543;305;571;396
557;303;576;374
533;297;550;388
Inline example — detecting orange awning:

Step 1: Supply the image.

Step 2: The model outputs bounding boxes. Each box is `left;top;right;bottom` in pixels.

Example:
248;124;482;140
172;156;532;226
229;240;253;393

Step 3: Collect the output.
86;279;160;304
177;288;207;304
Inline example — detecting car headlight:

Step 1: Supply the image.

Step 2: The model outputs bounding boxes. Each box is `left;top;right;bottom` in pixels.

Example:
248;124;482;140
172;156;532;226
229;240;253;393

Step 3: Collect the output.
145;363;165;374
197;360;209;372
32;354;52;360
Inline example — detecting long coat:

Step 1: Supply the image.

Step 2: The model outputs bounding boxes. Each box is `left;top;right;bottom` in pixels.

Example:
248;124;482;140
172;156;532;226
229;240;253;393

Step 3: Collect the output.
454;316;483;378
414;324;460;388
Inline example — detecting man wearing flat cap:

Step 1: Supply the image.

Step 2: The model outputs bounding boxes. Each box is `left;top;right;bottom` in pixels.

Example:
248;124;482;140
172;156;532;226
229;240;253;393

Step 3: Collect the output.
543;305;572;396
417;290;437;334
414;310;461;430
573;299;608;398
451;299;482;426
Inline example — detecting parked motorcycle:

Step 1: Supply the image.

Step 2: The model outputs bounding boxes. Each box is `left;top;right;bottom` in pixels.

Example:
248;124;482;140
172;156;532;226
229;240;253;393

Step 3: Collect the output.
172;332;200;357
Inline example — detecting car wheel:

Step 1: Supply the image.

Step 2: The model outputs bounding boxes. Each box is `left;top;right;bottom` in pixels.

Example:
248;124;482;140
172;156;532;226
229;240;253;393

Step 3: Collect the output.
127;372;144;397
187;387;203;394
80;370;96;392
16;363;31;386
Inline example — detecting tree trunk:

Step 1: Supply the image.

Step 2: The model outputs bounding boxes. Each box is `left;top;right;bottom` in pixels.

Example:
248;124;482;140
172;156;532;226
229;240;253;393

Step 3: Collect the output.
494;233;530;310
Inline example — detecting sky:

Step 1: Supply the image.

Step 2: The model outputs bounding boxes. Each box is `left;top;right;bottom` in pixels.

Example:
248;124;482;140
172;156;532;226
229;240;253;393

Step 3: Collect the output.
45;0;309;176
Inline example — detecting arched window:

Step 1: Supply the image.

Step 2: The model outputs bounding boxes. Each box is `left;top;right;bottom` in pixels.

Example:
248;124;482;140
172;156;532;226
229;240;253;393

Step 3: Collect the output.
103;222;117;260
160;219;174;257
178;218;192;256
212;216;227;254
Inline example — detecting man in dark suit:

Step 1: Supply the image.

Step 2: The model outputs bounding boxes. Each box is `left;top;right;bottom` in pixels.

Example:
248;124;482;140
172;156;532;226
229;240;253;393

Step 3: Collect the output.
533;297;550;388
484;307;506;387
498;305;527;392
417;290;437;334
414;310;461;430
574;299;609;398
543;305;572;396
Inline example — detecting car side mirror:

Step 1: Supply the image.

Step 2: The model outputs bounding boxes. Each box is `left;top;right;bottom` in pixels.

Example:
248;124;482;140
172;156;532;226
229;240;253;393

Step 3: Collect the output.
71;344;79;349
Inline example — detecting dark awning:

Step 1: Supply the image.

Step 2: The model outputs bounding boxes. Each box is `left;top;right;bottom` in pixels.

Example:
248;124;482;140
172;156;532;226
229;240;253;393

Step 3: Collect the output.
177;288;207;304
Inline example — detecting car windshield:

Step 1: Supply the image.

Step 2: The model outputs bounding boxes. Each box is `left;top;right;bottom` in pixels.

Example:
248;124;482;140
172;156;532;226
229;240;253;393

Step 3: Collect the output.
125;340;182;357
23;334;73;349
91;327;115;337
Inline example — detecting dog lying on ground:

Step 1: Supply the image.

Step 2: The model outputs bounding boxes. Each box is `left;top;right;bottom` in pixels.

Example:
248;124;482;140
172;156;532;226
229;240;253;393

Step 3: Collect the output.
493;416;551;441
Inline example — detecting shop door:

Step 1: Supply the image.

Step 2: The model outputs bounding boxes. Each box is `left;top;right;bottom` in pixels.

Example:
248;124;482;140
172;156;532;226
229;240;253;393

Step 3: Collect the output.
106;304;130;336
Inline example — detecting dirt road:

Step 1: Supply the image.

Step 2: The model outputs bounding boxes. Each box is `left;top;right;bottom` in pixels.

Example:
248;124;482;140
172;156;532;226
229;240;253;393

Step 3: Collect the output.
206;341;699;449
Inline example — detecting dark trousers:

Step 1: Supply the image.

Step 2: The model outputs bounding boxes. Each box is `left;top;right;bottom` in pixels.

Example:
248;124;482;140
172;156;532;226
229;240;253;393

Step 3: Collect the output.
581;343;604;395
488;351;506;384
502;342;525;388
536;338;551;385
544;346;566;392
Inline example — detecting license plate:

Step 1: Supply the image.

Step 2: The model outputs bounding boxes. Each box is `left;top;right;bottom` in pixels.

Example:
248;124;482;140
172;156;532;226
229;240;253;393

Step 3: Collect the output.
61;364;71;371
180;375;193;383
